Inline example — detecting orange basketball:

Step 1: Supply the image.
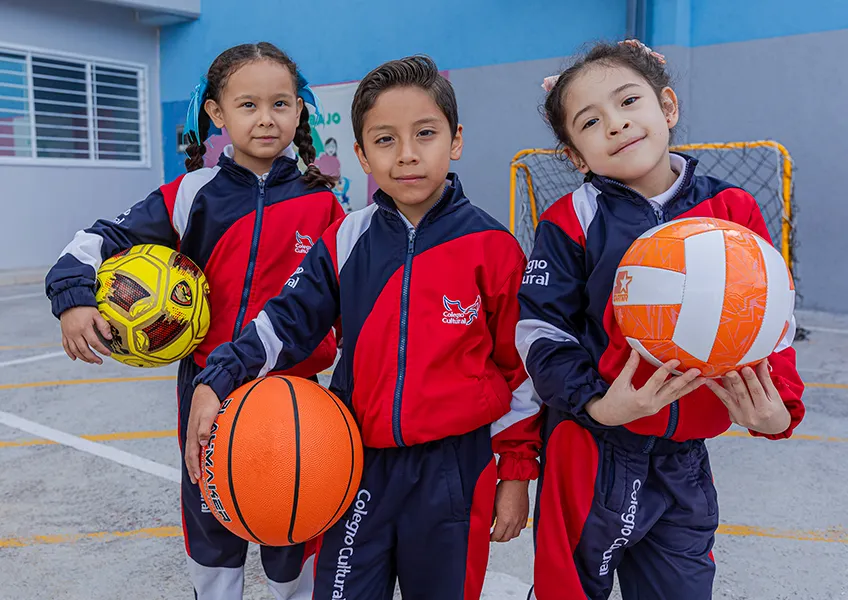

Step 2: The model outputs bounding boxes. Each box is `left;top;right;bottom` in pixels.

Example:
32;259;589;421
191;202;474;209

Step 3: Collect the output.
200;376;363;545
613;218;795;378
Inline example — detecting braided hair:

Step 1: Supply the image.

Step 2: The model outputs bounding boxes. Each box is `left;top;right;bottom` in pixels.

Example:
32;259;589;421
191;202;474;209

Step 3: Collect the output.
184;42;336;189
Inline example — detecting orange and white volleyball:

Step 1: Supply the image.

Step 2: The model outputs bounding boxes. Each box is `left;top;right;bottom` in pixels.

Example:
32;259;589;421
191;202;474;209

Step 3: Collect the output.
612;218;795;378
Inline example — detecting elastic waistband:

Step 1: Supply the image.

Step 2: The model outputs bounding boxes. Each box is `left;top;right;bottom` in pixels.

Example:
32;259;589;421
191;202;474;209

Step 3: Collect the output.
595;427;701;455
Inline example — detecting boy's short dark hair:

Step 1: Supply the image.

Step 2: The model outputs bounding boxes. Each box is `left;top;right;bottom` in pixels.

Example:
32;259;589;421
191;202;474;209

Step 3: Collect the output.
351;55;459;148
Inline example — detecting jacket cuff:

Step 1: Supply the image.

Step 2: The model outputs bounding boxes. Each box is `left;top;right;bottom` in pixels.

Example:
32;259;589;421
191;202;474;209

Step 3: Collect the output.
572;379;614;429
193;364;238;402
50;285;97;319
497;454;540;481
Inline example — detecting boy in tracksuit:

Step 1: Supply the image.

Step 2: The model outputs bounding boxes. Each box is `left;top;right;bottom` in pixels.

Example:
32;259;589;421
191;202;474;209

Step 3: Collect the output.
184;55;543;600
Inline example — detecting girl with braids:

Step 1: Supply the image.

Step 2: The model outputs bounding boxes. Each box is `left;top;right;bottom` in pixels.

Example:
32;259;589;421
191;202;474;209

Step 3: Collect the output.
45;42;345;599
516;40;804;599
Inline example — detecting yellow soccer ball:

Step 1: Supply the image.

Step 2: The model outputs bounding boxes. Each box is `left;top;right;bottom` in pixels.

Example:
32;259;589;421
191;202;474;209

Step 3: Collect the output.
95;244;210;368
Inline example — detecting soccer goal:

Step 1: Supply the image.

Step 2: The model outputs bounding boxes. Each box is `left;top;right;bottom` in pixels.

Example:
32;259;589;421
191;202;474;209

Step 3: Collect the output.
509;140;797;275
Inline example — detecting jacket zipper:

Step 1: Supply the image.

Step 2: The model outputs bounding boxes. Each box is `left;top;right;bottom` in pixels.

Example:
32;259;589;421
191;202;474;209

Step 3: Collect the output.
652;207;680;440
597;179;682;450
391;228;416;446
389;184;451;447
232;177;266;339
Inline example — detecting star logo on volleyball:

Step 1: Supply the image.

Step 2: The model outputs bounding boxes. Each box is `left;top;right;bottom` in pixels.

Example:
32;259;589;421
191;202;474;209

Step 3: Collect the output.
613;270;632;303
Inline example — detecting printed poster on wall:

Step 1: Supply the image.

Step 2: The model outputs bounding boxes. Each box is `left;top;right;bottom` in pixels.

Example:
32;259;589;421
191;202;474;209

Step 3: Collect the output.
308;80;377;213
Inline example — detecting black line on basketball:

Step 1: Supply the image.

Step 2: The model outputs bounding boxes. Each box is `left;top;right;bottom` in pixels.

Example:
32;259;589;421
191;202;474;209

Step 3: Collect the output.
228;378;266;545
313;384;358;538
280;377;302;545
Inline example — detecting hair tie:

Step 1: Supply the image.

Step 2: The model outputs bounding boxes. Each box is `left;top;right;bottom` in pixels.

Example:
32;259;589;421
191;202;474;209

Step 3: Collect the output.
184;76;208;151
296;70;323;121
541;75;560;93
619;39;667;64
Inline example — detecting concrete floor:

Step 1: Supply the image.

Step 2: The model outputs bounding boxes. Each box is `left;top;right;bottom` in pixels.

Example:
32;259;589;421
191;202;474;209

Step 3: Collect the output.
0;283;845;599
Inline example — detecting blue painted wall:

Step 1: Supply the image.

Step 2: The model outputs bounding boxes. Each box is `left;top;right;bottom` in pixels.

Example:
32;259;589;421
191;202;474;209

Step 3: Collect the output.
649;0;848;47
158;0;627;180
159;0;627;102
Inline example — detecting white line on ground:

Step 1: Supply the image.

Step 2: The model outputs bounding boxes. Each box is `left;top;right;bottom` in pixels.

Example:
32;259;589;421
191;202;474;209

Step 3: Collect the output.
0;292;45;303
0;351;68;368
803;325;848;336
0;411;181;483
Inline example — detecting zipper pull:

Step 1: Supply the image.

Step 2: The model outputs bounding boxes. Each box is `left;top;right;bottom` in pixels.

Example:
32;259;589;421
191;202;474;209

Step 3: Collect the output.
407;229;416;254
654;208;665;223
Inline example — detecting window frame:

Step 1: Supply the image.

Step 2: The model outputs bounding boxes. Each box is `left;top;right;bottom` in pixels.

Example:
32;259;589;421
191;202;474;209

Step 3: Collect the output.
0;41;150;169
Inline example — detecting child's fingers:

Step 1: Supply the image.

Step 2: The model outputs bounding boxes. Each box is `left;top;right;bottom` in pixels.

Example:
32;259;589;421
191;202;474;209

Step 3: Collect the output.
658;368;701;400
197;410;217;447
76;334;104;365
671;376;707;400
756;359;781;400
69;337;95;364
490;518;510;543
705;378;726;399
75;335;101;364
62;337;75;361
82;329;111;359
93;313;113;341
644;358;680;392
508;519;525;541
185;426;200;484
741;366;767;410
706;379;738;417
725;371;752;409
618;350;642;383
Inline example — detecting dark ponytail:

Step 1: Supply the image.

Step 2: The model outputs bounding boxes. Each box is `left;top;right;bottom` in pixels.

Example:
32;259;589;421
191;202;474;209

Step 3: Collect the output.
294;107;337;189
183;42;336;188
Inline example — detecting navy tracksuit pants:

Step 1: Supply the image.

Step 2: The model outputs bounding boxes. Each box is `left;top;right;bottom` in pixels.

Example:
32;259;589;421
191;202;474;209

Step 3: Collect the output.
531;418;719;600
312;425;498;600
177;359;314;599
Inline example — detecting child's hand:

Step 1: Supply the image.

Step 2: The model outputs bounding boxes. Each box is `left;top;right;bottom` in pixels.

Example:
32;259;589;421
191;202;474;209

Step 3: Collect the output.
706;359;791;435
587;350;705;427
185;384;222;485
59;306;112;364
491;479;530;542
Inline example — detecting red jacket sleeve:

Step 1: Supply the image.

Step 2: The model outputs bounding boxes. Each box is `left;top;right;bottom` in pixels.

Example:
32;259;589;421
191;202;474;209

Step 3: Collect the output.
739;192;805;439
488;247;542;480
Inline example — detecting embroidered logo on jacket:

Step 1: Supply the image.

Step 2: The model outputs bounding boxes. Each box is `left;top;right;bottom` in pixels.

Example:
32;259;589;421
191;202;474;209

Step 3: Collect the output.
442;295;482;326
295;231;314;254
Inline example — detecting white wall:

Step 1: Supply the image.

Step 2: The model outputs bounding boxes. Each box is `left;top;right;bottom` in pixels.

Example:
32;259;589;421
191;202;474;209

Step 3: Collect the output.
0;0;163;271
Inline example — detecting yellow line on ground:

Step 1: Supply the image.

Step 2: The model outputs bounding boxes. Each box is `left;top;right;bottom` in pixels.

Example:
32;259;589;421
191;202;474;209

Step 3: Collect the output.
0;526;182;548
3;522;845;549
0;429;176;448
806;382;848;389
0;343;61;351
0;375;840;393
0;371;334;391
521;519;846;544
4;427;842;449
0;376;177;391
720;430;848;443
715;524;848;544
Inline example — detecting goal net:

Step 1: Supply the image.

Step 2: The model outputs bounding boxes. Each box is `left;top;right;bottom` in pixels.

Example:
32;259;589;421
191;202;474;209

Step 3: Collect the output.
509;141;797;275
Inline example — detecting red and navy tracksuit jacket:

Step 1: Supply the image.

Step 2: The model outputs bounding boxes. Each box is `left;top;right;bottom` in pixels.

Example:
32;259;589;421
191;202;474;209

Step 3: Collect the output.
196;174;542;600
45;147;344;594
517;154;805;600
